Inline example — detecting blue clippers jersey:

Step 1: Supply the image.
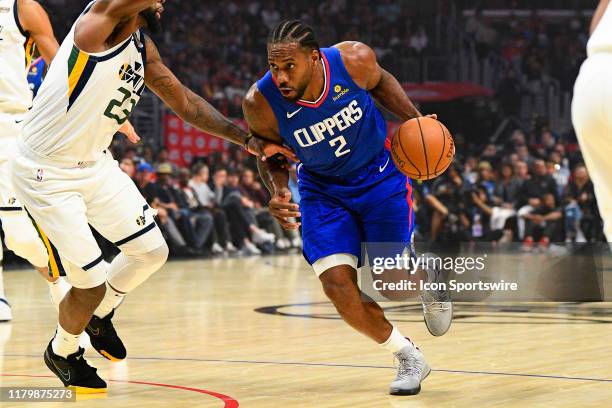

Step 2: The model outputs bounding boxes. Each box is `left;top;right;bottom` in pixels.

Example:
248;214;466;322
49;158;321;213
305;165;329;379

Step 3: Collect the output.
257;47;387;177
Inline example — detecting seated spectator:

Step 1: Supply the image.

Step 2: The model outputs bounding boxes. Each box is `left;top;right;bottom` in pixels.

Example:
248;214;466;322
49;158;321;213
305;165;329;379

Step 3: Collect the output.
240;169;297;250
424;165;471;242
134;163;191;256
190;164;236;253
120;157;135;178
495;163;522;206
516;159;558;239
470;186;514;243
564;165;603;242
155;163;208;254
522;193;563;250
213;168;274;255
177;168;215;252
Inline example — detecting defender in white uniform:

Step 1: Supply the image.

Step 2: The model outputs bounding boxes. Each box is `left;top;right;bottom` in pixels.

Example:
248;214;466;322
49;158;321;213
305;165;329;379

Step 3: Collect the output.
0;0;63;321
573;0;612;241
12;0;294;393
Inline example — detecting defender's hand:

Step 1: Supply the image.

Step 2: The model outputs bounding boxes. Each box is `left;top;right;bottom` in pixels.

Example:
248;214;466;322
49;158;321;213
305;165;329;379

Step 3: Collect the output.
118;121;140;144
269;188;301;230
247;136;299;162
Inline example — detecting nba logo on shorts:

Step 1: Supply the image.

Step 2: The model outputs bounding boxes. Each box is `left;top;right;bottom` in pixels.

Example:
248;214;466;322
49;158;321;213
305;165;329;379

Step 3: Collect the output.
36;169;44;181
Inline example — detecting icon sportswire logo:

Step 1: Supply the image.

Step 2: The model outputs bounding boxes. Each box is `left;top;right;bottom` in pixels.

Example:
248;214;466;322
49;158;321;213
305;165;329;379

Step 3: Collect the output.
286;107;303;119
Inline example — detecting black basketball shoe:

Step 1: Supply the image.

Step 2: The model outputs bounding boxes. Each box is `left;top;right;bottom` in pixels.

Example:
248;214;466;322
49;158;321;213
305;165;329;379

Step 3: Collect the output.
44;341;107;394
85;310;127;361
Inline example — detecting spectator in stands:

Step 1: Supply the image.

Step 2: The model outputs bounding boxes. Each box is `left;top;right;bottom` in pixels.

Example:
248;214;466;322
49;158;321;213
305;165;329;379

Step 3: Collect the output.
120;157;135;178
564;165;603;242
522;193;563;250
495;163;522;206
496;68;522;116
425;165;471;242
517;159;558;239
156;163;207;254
177;168;215;253
213;168;273;255
156;148;177;174
240;168;297;250
134;163;192;256
189;164;236;253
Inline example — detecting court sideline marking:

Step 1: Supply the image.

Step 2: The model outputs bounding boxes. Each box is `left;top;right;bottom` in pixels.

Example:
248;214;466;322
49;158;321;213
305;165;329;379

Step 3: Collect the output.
2;354;611;384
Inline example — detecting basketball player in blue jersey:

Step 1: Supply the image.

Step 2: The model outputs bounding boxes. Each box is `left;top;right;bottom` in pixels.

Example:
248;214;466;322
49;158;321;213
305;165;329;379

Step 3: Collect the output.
243;20;453;395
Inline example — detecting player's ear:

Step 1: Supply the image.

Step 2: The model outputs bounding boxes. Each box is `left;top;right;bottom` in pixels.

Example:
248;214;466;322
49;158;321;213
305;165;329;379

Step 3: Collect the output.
311;49;320;64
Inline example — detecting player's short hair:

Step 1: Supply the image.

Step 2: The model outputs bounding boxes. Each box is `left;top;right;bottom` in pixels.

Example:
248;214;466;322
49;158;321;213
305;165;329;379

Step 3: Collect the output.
267;19;320;51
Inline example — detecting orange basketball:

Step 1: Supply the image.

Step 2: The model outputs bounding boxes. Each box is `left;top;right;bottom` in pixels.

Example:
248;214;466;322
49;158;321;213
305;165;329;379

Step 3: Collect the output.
390;116;455;180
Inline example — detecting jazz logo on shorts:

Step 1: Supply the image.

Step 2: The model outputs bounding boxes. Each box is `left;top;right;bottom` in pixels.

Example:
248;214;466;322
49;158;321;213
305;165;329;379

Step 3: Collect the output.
8;197;16;205
36;169;44;182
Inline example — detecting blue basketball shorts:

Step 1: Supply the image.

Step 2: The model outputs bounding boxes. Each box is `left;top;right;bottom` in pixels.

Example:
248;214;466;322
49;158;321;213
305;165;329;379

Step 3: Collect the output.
297;148;414;275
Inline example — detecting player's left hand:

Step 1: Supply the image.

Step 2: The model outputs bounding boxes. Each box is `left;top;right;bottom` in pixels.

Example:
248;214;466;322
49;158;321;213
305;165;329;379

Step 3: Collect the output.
247;135;299;162
118;121;141;144
269;188;301;230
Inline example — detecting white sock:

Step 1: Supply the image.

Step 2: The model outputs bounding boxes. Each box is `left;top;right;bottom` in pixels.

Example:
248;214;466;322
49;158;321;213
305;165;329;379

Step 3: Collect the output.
51;323;80;358
93;281;125;318
380;327;414;353
47;278;71;311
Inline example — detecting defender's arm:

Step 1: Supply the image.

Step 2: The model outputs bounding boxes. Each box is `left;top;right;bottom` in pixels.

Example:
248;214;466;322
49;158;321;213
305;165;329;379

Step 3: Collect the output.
336;41;422;121
75;0;162;52
18;0;59;64
144;36;249;147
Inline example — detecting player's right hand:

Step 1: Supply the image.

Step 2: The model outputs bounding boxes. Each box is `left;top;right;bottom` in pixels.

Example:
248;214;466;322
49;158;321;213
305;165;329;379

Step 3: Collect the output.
269;188;301;230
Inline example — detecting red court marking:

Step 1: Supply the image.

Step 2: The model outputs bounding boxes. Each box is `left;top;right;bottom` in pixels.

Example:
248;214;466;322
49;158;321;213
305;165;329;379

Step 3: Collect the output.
1;373;239;407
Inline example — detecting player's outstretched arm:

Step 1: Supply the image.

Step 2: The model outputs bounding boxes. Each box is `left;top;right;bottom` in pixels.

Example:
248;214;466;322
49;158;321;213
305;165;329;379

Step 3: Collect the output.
243;84;301;230
336;41;422;121
144;37;296;159
18;0;59;64
75;0;163;52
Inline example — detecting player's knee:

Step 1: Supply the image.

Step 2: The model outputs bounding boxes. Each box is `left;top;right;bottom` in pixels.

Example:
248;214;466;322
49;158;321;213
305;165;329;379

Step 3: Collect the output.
320;268;357;303
74;283;107;306
141;242;169;274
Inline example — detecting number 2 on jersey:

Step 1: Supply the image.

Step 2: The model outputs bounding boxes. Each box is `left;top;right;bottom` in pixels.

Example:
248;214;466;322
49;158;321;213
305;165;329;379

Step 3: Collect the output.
329;135;351;157
104;87;136;125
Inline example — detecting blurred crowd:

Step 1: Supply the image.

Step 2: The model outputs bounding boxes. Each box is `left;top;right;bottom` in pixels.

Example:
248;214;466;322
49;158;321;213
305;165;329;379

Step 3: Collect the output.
155;0;437;117
109;140;302;258
465;6;590;114
412;127;604;250
14;1;600;264
106;117;605;260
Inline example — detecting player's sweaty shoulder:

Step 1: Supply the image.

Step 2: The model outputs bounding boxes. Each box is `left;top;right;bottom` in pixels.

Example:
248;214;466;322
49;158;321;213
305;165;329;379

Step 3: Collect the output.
334;41;378;89
243;82;281;142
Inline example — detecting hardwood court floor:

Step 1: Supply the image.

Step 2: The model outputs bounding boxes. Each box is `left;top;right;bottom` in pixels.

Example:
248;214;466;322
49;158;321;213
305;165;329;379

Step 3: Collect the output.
0;254;610;407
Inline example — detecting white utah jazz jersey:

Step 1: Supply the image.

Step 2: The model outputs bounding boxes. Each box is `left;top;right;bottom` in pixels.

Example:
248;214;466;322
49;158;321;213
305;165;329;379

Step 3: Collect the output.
0;0;35;114
588;2;612;56
21;3;146;163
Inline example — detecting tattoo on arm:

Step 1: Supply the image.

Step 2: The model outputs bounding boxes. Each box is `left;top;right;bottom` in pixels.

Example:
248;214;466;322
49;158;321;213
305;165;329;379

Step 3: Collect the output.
145;37;247;147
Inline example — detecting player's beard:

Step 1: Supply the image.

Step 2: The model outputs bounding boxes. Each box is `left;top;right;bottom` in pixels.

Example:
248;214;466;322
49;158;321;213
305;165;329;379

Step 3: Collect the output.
286;82;308;102
140;8;162;35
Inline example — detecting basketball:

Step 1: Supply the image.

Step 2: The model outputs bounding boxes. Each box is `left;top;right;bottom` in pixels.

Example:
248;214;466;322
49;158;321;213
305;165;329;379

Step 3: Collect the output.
390;116;455;180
